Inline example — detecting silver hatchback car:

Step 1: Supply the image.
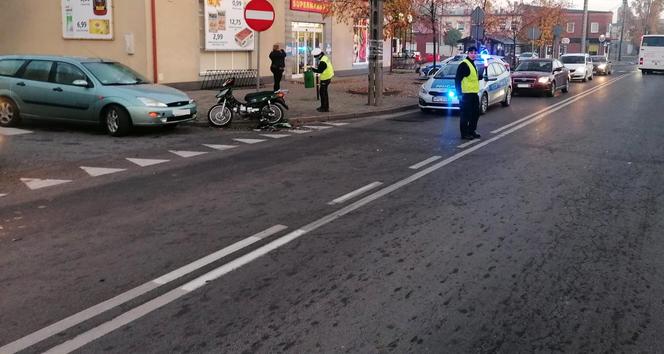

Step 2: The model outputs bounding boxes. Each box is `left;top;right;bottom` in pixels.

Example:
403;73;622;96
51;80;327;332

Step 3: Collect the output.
0;55;197;136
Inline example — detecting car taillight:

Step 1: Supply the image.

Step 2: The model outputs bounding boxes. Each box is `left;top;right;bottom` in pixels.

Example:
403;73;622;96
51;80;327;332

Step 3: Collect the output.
640;58;644;65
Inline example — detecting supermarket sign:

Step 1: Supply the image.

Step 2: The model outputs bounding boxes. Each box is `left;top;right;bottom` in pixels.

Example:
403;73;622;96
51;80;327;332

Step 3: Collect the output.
290;0;330;14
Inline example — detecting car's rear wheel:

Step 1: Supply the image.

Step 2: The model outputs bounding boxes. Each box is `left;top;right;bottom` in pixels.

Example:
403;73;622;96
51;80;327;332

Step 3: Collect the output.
479;93;489;115
501;87;512;107
589;73;593;80
547;81;556;97
104;105;131;137
0;97;20;127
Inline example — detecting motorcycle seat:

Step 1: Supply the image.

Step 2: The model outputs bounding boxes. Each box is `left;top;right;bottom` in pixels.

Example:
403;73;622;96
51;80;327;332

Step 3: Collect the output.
244;91;275;102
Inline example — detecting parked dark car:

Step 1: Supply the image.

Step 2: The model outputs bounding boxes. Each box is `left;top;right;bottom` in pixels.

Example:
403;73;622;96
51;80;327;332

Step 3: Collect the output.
511;58;570;97
590;55;613;75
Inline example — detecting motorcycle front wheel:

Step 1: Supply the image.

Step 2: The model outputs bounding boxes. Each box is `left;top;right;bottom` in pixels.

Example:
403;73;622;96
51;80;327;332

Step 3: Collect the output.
260;103;285;125
208;104;233;127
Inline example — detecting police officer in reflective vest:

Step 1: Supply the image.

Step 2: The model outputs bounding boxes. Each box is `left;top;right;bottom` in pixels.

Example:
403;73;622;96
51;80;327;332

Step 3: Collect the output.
310;48;334;112
454;46;481;140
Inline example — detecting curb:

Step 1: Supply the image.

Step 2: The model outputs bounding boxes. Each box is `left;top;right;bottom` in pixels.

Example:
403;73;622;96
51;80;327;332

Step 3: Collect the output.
185;104;419;128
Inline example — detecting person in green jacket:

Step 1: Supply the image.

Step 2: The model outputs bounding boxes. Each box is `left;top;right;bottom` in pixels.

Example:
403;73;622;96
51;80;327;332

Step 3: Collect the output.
310;48;334;112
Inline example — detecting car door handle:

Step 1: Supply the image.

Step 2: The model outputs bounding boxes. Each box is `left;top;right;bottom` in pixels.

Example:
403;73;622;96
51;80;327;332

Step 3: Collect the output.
53;87;63;92
16;82;26;86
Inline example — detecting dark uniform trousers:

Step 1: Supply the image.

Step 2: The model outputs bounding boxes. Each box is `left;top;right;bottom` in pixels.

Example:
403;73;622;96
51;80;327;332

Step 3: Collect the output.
460;93;480;136
320;79;331;111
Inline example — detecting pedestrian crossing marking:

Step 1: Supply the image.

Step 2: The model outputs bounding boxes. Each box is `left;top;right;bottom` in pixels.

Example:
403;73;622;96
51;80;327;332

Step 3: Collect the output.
20;178;71;190
126;158;169;167
203;144;238;151
260;134;290;139
322;122;349;126
289;129;312;134
169;150;208;158
302;125;332;130
233;138;266;144
80;166;127;177
0;127;33;136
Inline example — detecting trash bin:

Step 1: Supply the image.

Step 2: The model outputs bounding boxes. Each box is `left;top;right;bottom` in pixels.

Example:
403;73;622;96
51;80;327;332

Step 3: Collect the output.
304;69;315;88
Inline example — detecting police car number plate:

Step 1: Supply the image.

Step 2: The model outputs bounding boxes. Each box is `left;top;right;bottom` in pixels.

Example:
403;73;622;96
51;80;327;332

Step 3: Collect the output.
432;97;447;102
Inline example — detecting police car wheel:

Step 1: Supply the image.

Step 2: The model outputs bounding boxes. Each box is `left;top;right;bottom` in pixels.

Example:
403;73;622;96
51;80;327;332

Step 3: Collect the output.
480;93;489;115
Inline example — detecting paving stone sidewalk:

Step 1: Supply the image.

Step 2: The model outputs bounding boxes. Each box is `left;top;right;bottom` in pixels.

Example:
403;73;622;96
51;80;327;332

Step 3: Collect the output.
185;72;425;127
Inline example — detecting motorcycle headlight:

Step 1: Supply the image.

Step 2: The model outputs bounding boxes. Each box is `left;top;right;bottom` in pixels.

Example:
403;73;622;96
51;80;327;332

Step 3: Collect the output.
538;77;550;84
137;97;167;107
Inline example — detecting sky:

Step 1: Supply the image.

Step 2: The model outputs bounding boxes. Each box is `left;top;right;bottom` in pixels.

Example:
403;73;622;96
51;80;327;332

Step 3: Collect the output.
569;0;622;13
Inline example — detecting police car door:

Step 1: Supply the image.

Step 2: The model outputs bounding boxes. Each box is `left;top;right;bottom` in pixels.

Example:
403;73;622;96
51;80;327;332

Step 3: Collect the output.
486;63;501;104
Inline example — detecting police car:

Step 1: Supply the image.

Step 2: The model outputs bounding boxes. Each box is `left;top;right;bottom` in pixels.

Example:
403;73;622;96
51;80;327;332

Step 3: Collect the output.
418;54;512;114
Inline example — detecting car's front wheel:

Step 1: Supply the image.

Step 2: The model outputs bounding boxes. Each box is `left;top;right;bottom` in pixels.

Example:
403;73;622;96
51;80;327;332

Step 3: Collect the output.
479;93;489;115
0;97;20;127
104;105;132;137
501;87;512;107
547;81;556;97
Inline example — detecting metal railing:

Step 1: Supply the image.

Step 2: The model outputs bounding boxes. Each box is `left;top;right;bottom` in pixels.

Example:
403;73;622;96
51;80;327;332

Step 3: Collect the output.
200;69;257;89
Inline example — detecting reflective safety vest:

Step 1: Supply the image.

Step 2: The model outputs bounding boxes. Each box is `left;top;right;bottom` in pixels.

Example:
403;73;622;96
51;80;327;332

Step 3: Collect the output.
319;55;335;81
460;58;480;94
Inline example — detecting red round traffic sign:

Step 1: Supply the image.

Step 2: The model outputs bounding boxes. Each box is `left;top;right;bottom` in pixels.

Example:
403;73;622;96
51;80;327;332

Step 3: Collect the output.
244;0;275;32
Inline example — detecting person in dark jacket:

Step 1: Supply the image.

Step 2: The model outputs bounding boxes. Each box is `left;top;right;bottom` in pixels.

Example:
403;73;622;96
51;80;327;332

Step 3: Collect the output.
269;44;287;92
454;46;481;140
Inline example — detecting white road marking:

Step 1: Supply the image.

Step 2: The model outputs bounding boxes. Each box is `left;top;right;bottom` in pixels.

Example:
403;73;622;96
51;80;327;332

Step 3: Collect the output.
233;138;266;144
491;75;626;134
457;139;481;149
169;150;208;158
26;75;633;354
203;144;238;151
126;158;169;167
80;167;126;177
0;193;7;197
328;182;383;205
322;122;349;126
302;125;332;130
1;225;288;354
20;178;71;190
409;156;442;170
260;134;290;139
0;127;32;136
289;129;312;134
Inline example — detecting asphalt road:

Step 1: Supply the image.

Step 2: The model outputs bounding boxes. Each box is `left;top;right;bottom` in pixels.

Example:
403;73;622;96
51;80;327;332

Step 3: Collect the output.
3;66;664;353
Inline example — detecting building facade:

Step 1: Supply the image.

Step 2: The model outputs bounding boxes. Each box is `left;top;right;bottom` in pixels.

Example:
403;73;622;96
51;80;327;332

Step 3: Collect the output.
561;9;613;55
0;0;391;87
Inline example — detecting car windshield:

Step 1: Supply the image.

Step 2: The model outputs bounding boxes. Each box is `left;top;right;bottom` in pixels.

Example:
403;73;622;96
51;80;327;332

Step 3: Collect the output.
82;62;150;85
561;56;585;64
515;61;552;72
591;56;607;62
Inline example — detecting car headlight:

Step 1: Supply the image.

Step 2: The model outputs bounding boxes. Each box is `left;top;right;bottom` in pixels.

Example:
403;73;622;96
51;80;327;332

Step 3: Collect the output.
188;98;196;104
598;64;607;69
421;86;427;94
137;97;167;107
538;77;550;84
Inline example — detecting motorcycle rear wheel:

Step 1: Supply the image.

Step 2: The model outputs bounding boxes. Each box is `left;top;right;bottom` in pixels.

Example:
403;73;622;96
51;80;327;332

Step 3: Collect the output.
208;104;233;127
261;103;285;125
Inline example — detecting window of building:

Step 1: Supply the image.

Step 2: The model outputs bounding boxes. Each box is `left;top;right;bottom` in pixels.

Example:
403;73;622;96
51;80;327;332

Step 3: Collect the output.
457;21;465;31
567;22;575;33
353;19;369;65
590;22;599;33
426;42;434;53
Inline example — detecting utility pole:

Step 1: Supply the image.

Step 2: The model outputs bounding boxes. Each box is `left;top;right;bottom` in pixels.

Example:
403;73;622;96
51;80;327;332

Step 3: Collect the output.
644;0;652;35
581;0;589;53
618;0;627;61
368;0;383;106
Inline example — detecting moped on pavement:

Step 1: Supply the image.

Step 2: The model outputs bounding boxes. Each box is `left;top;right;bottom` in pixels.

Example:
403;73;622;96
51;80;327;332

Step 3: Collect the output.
207;78;289;128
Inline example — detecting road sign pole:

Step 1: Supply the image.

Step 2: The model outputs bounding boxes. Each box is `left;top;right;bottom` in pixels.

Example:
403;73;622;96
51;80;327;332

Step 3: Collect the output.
256;32;260;91
244;0;275;91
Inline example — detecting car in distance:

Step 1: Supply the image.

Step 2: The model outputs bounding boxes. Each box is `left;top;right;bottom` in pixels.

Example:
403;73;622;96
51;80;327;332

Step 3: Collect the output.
418;57;512;114
511;58;569;97
560;53;594;82
590;55;612;75
0;55;197;136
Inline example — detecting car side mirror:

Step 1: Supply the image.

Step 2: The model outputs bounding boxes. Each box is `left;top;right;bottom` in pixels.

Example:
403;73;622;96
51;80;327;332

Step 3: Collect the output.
73;80;90;87
554;67;562;72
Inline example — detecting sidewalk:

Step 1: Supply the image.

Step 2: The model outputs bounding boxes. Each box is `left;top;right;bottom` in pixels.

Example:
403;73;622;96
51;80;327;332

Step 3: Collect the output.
185;72;424;127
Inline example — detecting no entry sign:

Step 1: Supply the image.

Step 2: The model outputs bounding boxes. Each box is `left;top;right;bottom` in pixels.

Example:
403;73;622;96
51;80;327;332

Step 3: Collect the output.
244;0;275;32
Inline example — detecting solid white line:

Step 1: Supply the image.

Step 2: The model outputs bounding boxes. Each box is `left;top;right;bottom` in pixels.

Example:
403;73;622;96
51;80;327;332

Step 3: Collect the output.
0;127;33;136
457;139;481;149
327;182;383;205
322;122;349;126
409;156;442;169
303;125;332;130
491;75;625;134
1;225;287;354
35;75;630;353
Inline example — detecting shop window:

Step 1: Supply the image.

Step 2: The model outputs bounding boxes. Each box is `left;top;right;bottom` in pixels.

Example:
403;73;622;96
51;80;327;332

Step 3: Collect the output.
353;19;369;65
591;22;599;33
567;22;574;33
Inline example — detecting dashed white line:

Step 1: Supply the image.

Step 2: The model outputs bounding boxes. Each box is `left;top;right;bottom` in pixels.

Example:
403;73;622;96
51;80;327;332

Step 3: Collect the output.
80;167;127;177
233;138;266;144
20;178;71;190
322;122;349;126
409;156;442;170
126;158;170;167
289;129;312;134
302;125;332;130
0;193;7;198
1;224;288;354
457;139;481;149
328;182;383;205
203;144;238;151
260;134;290;139
169;150;208;158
